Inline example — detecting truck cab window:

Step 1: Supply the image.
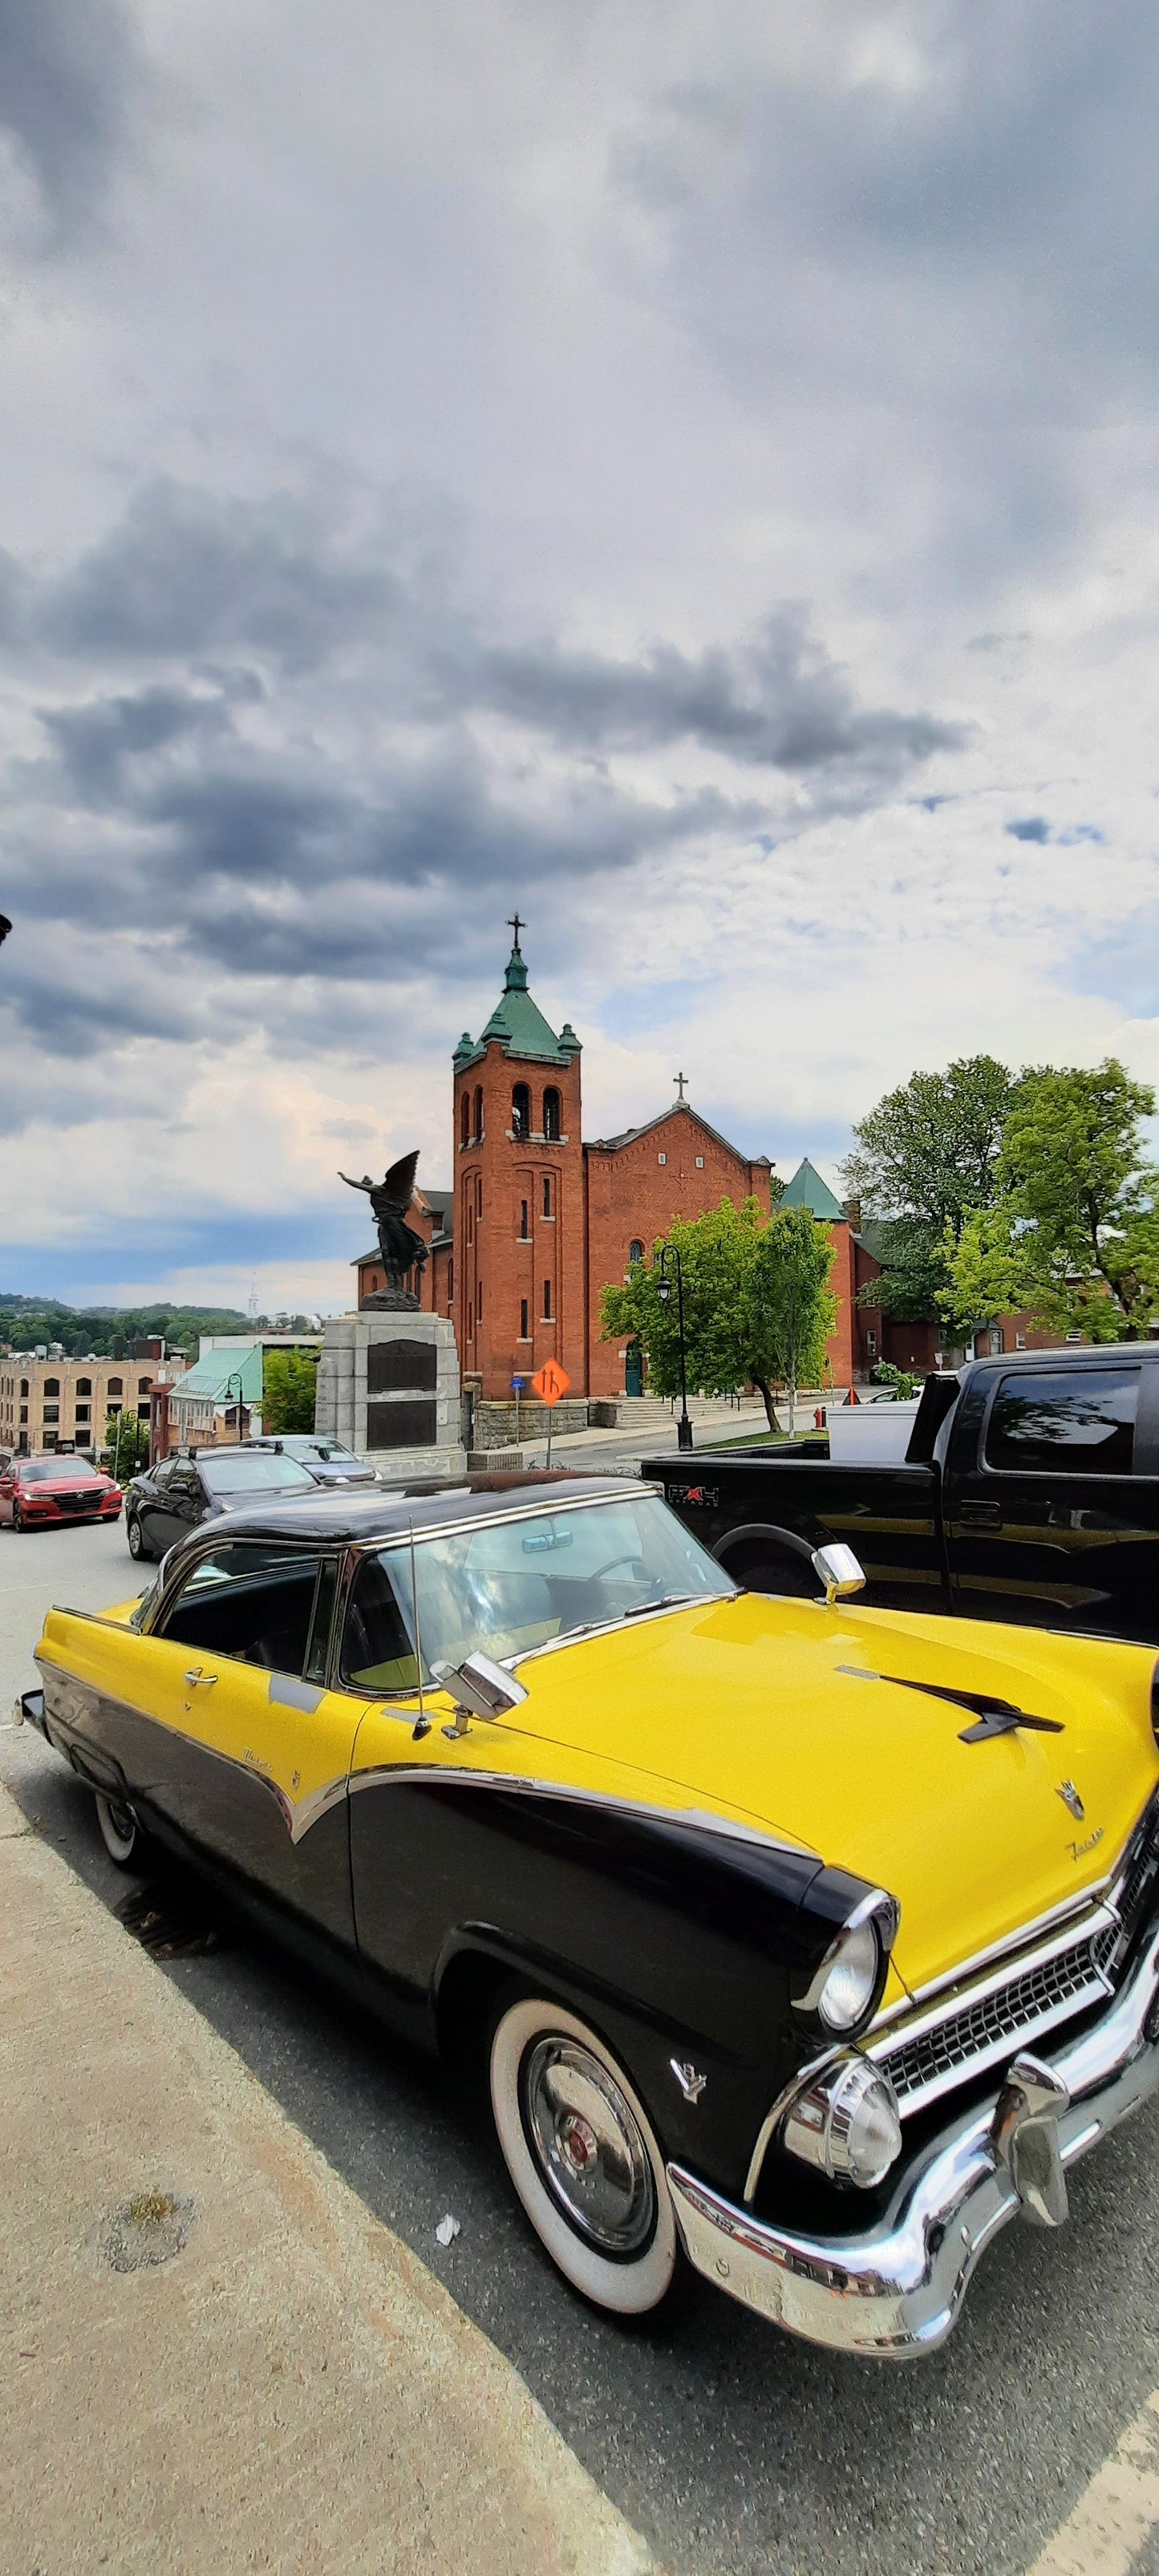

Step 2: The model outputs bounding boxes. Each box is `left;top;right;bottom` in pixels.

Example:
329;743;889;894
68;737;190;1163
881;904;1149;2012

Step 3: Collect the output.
985;1369;1138;1475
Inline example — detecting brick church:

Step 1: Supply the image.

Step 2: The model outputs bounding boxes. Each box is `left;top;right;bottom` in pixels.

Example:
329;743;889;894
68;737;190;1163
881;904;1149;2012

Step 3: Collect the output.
355;928;894;1399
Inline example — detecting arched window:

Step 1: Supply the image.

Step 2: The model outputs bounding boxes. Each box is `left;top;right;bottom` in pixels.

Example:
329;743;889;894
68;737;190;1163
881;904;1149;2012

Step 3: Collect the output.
107;1377;123;1397
628;1240;644;1264
43;1377;59;1396
543;1086;561;1142
76;1377;91;1395
473;1085;484;1142
542;1174;552;1219
512;1081;530;1138
19;1379;27;1397
460;1092;470;1150
138;1377;152;1393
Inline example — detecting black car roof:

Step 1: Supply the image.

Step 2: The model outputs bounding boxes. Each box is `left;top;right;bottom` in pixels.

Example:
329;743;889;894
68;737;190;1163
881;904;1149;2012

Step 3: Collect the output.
197;1470;638;1548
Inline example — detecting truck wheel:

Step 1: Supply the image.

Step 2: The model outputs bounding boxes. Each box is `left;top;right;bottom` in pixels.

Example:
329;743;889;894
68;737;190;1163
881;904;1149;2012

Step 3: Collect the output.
489;1994;680;2315
717;1537;813;1596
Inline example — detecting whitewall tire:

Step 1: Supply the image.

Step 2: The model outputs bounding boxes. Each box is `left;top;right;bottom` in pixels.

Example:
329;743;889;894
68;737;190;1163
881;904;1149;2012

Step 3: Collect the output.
489;1995;679;2314
95;1793;140;1869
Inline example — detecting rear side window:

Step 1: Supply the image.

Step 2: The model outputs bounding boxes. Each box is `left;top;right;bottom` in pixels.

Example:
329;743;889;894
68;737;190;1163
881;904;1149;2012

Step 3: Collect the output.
985;1369;1139;1475
158;1544;323;1673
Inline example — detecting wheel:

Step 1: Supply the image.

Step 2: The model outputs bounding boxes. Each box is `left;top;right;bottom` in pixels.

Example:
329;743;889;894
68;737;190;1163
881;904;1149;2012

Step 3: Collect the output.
488;1995;679;2315
94;1792;142;1869
126;1514;148;1562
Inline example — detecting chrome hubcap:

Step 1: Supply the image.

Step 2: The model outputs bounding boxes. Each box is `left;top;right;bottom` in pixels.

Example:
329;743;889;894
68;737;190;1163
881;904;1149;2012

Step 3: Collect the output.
522;2038;655;2254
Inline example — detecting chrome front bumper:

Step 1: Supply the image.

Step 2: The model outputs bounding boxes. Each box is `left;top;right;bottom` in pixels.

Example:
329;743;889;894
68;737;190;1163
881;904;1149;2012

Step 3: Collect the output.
667;1915;1159;2358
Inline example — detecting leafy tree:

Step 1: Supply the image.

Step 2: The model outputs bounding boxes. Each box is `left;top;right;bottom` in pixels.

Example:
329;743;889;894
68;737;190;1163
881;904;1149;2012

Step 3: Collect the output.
263;1349;319;1434
945;1060;1159;1340
745;1205;837;1434
102;1410;150;1478
600;1197;835;1431
841;1055;1017;1319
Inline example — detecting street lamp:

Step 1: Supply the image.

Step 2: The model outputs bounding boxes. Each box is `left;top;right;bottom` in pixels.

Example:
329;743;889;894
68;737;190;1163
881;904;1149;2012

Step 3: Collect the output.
226;1370;248;1444
655;1243;694;1451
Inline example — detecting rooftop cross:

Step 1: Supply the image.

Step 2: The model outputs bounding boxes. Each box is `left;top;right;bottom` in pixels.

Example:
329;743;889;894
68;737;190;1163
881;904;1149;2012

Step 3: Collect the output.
675;1069;689;1103
506;911;525;954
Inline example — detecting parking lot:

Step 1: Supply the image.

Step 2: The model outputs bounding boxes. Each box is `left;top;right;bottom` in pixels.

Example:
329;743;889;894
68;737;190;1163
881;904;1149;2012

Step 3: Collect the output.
6;1515;1159;2576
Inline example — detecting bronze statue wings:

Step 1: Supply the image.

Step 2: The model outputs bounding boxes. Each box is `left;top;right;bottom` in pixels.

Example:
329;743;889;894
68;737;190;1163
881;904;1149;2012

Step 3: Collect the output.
380;1150;419;1215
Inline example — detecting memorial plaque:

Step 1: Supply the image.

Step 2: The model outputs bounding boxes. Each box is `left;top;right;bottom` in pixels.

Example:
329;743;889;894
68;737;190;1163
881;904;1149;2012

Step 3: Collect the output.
368;1338;438;1395
366;1398;438;1450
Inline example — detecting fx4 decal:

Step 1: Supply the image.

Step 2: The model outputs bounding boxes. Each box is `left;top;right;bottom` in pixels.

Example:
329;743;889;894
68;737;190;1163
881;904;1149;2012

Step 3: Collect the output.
667;1483;719;1508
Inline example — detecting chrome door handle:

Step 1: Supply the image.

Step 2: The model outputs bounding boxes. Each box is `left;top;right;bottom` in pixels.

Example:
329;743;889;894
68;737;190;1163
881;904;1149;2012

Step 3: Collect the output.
184;1669;218;1687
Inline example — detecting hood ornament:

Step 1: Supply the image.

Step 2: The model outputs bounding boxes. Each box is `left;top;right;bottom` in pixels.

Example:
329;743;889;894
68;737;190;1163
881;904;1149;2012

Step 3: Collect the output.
1057;1780;1086;1823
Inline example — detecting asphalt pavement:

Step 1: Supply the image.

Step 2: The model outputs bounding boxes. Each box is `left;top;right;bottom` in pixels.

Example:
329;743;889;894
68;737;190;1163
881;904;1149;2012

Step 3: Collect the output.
6;1517;1159;2576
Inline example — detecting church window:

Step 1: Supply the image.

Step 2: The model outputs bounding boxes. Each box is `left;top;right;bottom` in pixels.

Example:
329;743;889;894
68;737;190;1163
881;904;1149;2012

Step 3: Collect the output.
448;1260;453;1300
468;1302;474;1341
543;1087;561;1142
542;1175;551;1218
628;1240;643;1264
477;1280;483;1318
543;1279;552;1320
658;1152;667;1166
695;1155;704;1169
473;1085;484;1142
520;1199;529;1239
466;1198;472;1247
460;1094;470;1150
476;1175;483;1217
521;1299;529;1338
512;1082;530;1138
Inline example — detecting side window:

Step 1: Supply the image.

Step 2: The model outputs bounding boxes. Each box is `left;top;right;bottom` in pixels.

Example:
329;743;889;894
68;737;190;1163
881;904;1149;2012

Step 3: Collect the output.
340;1554;419;1693
157;1545;322;1672
984;1370;1139;1475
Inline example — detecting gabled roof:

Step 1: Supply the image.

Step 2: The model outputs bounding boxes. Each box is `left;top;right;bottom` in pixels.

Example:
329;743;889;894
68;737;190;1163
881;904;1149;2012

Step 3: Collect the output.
780;1157;846;1219
586;1100;772;1167
452;943;582;1073
170;1341;265;1403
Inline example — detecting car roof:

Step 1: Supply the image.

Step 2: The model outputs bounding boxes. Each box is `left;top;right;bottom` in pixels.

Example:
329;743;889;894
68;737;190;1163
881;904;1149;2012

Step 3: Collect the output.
963;1342;1159;1376
195;1470;639;1547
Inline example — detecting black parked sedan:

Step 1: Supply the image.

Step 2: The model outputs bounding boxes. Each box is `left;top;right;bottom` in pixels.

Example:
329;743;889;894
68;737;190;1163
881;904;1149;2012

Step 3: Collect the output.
246;1434;377;1486
126;1447;322;1560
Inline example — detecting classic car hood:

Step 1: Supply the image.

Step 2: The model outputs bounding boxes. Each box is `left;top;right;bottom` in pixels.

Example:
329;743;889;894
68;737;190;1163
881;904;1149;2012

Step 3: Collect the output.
506;1592;1159;1994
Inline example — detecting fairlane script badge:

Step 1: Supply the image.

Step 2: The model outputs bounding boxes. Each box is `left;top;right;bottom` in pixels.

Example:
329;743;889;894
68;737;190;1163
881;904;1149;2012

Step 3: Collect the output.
1056;1781;1086;1822
1067;1827;1104;1861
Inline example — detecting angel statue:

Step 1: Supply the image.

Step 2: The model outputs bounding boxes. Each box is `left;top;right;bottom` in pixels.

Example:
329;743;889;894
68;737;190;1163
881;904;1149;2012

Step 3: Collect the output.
338;1150;429;1307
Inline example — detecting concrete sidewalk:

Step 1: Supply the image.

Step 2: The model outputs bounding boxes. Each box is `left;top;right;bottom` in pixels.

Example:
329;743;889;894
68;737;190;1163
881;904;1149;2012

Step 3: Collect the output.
0;1783;659;2576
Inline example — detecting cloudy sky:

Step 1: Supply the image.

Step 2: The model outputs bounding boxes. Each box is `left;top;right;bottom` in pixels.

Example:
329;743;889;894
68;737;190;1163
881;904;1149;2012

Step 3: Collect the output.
2;0;1159;1314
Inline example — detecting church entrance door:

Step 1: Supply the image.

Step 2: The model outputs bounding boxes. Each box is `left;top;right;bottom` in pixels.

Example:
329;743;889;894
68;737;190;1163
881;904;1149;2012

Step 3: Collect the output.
625;1341;643;1398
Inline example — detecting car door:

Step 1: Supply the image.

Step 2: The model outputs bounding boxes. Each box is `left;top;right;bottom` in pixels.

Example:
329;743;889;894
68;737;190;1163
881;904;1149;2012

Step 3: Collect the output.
135;1458;181;1556
0;1462;14;1524
946;1361;1159;1640
139;1539;364;1948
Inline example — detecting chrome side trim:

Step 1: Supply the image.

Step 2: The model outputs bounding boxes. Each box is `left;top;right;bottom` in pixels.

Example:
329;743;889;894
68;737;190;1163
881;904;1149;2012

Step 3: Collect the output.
743;2047;845;2204
670;1912;1159;2359
344;1762;817;1859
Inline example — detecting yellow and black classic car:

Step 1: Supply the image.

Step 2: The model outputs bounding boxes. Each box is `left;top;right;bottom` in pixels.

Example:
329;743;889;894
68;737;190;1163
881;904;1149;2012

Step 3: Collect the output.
20;1471;1159;2356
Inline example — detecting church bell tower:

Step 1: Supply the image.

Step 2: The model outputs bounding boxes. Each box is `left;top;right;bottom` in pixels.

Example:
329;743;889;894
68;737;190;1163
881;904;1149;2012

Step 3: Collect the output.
452;923;584;1400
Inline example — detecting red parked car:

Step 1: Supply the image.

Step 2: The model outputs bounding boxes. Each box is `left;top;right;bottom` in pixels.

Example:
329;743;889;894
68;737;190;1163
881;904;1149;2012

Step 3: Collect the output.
0;1455;124;1531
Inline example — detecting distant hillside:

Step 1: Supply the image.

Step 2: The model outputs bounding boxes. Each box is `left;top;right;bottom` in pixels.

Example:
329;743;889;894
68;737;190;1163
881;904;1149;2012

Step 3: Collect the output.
0;1296;262;1358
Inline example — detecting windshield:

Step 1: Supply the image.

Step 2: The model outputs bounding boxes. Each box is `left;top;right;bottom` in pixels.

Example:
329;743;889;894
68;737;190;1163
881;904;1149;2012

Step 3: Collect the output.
342;1493;735;1691
200;1453;318;1494
20;1458;103;1483
281;1438;357;1462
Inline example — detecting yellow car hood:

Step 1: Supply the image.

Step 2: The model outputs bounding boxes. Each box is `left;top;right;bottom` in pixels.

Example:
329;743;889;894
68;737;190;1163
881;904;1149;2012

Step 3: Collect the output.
505;1593;1159;1995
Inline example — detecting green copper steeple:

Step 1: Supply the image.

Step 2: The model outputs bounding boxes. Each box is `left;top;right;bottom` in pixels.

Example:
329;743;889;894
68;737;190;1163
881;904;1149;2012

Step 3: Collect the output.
453;930;582;1070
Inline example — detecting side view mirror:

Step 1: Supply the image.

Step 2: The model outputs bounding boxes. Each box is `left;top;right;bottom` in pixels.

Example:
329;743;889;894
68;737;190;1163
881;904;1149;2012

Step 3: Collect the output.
811;1542;866;1605
430;1649;529;1739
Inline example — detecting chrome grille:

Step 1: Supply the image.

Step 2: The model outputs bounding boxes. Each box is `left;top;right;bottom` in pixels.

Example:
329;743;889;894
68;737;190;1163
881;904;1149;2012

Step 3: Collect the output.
880;1933;1112;2107
872;1803;1159;2120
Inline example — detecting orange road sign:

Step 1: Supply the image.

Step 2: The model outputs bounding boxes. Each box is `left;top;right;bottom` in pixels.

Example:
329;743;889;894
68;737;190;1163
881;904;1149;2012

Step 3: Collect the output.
532;1359;571;1406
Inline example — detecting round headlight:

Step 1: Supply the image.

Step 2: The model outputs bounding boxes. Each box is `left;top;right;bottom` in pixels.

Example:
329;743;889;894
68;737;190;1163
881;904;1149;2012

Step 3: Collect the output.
814;1917;880;2031
782;2054;902;2191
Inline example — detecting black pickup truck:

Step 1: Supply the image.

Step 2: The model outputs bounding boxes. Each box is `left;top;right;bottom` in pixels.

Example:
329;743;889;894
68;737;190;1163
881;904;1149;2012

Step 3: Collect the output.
647;1344;1159;1645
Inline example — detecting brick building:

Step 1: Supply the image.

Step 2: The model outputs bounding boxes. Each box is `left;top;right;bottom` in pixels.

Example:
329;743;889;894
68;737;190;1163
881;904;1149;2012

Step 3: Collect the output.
0;1345;186;1459
354;933;876;1400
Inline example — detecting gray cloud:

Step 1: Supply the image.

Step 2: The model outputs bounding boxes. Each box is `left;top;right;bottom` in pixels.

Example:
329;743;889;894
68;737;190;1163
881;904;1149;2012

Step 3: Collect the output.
0;0;139;243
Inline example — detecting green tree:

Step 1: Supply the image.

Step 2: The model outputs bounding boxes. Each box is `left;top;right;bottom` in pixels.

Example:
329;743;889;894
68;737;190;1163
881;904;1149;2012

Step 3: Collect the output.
600;1196;835;1432
102;1410;150;1479
747;1205;837;1434
841;1054;1017;1320
263;1349;319;1434
945;1060;1159;1340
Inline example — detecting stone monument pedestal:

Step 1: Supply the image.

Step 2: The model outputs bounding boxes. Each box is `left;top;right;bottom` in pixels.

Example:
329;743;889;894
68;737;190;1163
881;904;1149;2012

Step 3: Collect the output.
315;1311;465;1478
